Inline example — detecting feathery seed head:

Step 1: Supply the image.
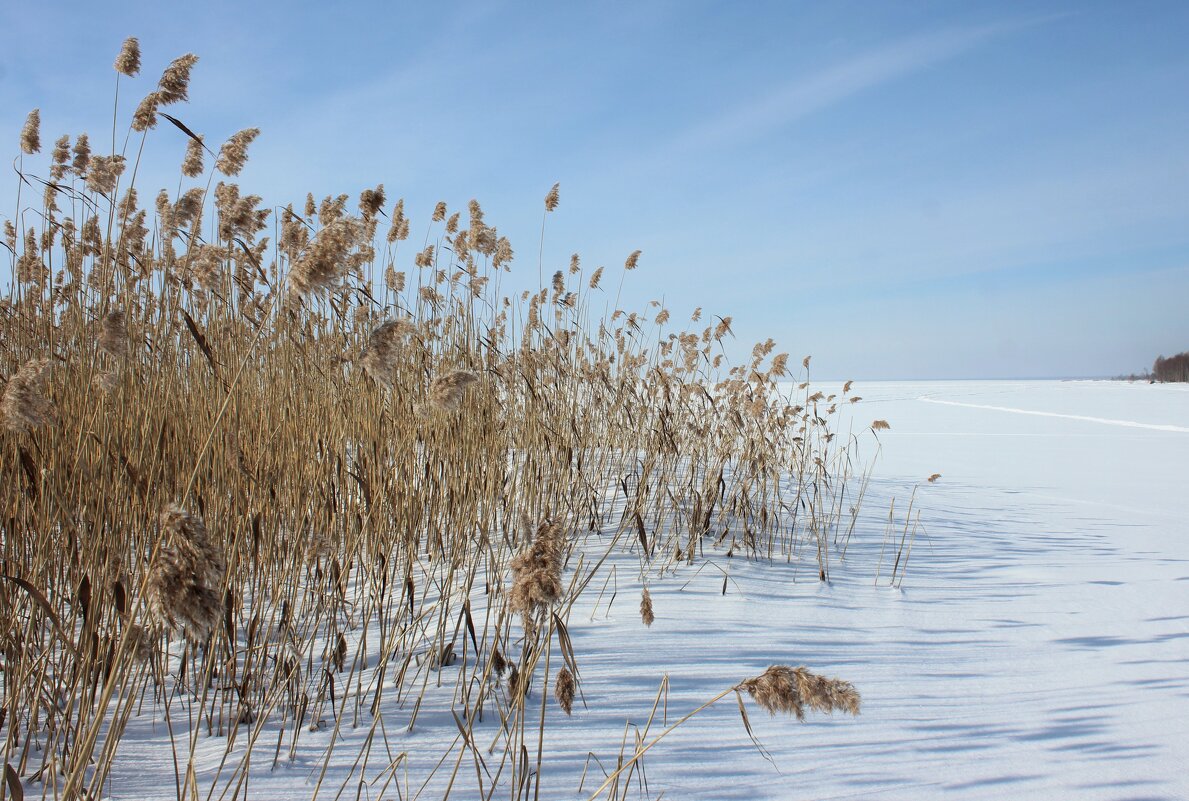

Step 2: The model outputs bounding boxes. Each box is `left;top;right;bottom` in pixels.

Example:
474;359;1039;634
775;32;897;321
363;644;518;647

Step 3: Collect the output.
508;519;566;621
85;154;126;195
215;128;259;176
554;667;576;715
148;503;224;642
20;109;40;155
428;369;479;412
1;358;55;433
740;665;860;720
115;37;141;76
131;91;160;131
640;587;654;627
157;53;199;104
181;135;204;177
71;133;91;175
99;310;129;358
544;182;560;212
359;318;414;388
359;184;385;219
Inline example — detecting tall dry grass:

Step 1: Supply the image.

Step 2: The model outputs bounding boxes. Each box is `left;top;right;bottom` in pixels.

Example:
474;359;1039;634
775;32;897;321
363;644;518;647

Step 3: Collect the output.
0;41;875;801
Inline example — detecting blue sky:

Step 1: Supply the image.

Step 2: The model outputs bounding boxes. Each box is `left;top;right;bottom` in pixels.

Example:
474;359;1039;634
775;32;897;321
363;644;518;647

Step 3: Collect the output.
3;1;1187;379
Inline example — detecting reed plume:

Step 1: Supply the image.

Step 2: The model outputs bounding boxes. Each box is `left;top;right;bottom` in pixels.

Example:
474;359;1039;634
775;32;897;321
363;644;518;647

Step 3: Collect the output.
114;37;141;77
131;92;160;131
1;358;55;433
554;667;576;715
625;250;640;270
544;182;560;212
739;665;860;720
157;53;199;104
71;133;91;175
181;136;204;177
508;519;565;620
20;109;40;154
359;184;385;219
640;587;654;626
359;318;414;387
85;154;126;195
147;504;224;643
215;128;259;176
871;420;890;431
98;309;129;358
428;369;478;412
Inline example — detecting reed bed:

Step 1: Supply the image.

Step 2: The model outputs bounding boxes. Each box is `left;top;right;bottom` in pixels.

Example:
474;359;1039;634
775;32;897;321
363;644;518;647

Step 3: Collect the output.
1;41;876;801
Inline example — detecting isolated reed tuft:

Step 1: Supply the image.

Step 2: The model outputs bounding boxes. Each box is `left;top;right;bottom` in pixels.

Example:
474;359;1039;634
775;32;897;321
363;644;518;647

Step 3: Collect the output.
640;587;654;627
544;182;560;212
428;369;479;412
740;665;860;720
1;358;55;433
871;420;891;431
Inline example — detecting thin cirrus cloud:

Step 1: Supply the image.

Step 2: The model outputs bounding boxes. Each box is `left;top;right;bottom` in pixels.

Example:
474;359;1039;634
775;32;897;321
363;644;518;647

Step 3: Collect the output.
661;18;1055;160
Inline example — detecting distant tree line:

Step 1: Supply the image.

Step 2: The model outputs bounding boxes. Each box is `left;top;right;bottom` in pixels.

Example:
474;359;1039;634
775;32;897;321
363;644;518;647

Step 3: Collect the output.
1152;351;1189;382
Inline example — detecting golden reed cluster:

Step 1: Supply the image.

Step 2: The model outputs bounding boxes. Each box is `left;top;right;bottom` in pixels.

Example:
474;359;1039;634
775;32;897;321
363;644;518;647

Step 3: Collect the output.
0;38;878;801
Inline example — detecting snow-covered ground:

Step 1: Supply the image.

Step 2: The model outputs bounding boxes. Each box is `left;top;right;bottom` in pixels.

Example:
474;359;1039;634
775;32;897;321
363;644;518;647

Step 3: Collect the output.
97;380;1188;800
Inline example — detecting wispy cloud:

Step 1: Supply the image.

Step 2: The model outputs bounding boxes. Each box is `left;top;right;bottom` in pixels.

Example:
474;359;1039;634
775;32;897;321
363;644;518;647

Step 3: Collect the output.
668;18;1052;155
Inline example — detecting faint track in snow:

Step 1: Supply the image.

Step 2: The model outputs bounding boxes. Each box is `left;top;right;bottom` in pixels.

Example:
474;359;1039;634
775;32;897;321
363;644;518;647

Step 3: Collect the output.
918;397;1189;433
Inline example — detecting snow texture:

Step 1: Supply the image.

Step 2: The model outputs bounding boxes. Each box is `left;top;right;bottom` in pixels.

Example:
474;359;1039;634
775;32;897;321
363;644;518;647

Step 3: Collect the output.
81;380;1188;800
